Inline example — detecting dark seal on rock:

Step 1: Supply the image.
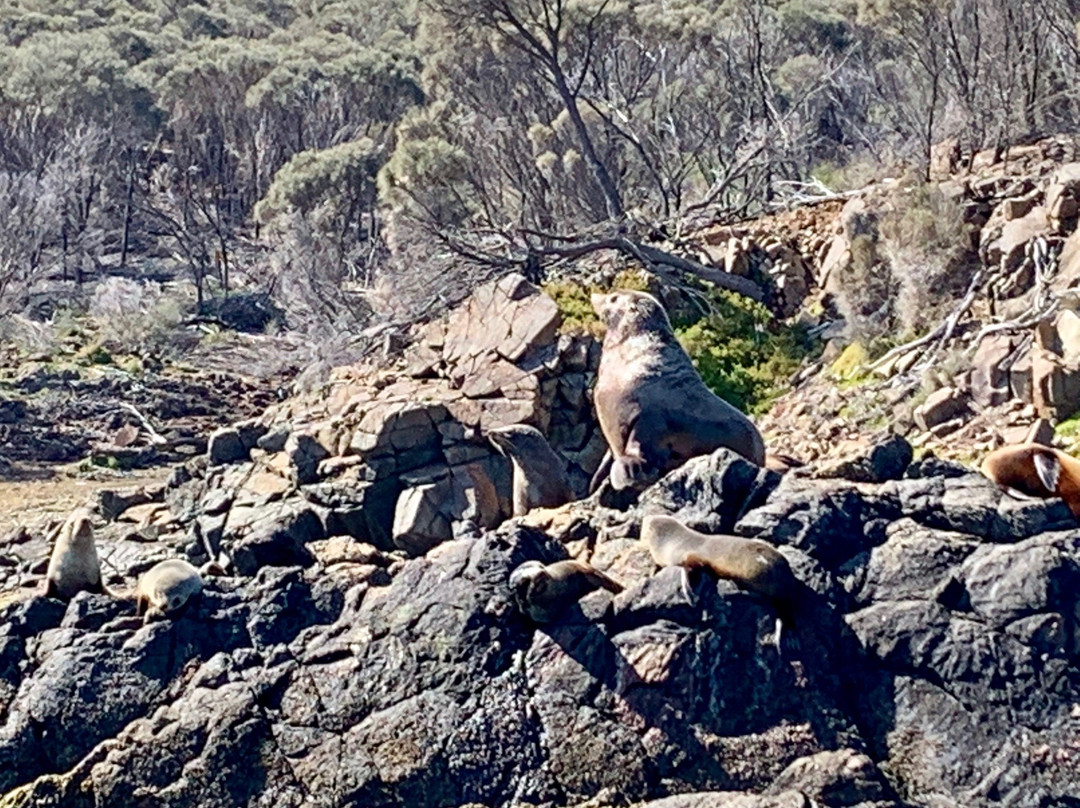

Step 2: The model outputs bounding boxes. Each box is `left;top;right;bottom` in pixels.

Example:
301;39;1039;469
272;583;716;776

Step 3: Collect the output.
509;559;622;623
589;289;765;492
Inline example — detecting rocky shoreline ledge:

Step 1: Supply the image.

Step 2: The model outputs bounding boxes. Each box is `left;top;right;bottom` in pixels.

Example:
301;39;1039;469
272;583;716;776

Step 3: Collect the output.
2;276;1079;807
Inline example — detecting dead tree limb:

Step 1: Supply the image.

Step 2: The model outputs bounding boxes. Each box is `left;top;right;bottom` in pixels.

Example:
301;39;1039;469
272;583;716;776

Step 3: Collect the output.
530;237;766;302
868;268;985;372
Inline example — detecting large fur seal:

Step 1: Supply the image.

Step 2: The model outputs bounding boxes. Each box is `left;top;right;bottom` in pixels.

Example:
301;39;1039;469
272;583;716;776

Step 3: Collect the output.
589;289;766;492
135;559;204;622
509;559;622;623
486;424;574;515
981;443;1080;516
43;507;103;600
640;515;794;601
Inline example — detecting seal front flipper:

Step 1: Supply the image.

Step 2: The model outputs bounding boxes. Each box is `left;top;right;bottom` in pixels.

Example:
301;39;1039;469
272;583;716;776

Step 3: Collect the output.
610;419;669;490
1033;450;1061;494
589;450;614;495
611;452;648;490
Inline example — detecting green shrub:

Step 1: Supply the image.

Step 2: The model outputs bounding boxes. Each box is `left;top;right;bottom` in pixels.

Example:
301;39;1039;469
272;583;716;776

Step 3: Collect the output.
675;289;818;415
543;280;603;336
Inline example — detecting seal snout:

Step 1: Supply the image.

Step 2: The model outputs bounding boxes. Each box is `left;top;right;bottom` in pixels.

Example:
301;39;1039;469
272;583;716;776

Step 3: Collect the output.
590;292;608;318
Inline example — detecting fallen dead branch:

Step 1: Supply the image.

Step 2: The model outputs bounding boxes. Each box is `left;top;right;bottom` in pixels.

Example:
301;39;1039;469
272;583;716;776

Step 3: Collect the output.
118;402;168;446
868;267;986;372
530;236;766;302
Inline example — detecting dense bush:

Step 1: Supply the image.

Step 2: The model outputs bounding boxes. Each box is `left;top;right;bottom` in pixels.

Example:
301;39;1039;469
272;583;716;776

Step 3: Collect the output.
833;180;976;343
675;290;818;414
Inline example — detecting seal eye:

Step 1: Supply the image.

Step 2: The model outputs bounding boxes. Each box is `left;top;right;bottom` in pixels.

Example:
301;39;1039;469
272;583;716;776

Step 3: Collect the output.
170;596;181;610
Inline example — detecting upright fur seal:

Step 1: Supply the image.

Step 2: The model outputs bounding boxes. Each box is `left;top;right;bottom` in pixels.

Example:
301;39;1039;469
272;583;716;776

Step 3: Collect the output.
590;289;766;491
135;559;204;622
509;559;623;623
486;424;574;515
640;515;794;601
43;507;103;600
981;443;1080;516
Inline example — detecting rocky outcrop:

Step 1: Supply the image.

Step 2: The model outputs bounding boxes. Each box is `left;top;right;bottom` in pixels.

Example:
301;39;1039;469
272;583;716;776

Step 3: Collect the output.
9;170;1080;806
3;438;1080;807
160;273;608;568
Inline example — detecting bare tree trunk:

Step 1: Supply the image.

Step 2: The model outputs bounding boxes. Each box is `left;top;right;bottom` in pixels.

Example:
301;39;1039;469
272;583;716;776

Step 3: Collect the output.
120;152;135;271
552;72;623;220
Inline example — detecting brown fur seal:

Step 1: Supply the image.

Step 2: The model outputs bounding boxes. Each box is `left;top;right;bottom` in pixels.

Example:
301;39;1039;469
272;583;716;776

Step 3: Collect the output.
509;559;622;623
764;451;805;473
135;559;204;622
590;290;765;492
486;424;574;515
981;443;1080;516
640;515;794;600
43;507;104;600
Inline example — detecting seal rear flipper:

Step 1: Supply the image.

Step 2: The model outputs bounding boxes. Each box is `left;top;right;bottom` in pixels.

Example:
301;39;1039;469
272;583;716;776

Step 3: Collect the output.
1033;450;1061;494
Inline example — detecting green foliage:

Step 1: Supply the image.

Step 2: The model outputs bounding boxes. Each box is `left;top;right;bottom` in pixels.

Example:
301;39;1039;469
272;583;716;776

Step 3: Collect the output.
379;104;473;226
543;268;655;337
810;158;883;192
778;0;856;51
675;289;818;414
75;343;113;366
257;138;381;222
543;280;603;336
828;340;875;386
0;27;155;120
1055;411;1080;441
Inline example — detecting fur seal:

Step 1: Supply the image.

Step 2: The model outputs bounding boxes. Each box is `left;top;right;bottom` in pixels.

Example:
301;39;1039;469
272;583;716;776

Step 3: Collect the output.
486;424;574;515
589;289;766;492
640;515;794;601
135;559;204;622
764;451;805;473
43;507;104;600
509;559;623;623
981;443;1080;516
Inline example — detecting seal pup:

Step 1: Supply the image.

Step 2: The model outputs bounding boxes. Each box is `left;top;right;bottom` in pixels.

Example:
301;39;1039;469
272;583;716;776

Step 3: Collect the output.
981;443;1080;516
640;515;794;601
486;424;574;515
509;559;623;623
589;289;766;492
135;559;204;623
43;507;104;600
